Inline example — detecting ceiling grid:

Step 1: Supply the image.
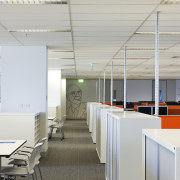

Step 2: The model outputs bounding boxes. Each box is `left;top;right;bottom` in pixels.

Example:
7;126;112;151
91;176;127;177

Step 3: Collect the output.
0;0;180;79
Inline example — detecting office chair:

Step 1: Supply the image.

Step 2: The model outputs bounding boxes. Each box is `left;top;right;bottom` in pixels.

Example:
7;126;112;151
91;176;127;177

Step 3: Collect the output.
0;143;43;180
48;115;66;140
9;137;47;180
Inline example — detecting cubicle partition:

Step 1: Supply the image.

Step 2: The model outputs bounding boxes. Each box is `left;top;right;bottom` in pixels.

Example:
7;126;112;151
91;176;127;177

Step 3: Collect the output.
106;111;161;180
168;106;180;115
160;115;180;129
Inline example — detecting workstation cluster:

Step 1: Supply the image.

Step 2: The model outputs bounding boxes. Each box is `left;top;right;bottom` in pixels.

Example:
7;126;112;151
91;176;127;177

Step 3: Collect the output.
87;102;180;180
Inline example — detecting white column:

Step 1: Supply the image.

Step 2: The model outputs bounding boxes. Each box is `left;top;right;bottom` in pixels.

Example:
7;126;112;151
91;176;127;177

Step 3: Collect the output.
155;11;160;116
111;61;113;106
103;69;106;104
124;46;127;109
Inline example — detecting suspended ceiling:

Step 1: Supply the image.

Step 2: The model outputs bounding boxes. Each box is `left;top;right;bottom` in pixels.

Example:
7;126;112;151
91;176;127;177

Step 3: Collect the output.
0;0;180;79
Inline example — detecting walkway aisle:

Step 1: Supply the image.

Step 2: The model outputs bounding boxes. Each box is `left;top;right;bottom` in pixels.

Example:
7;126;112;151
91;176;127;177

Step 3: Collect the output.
40;120;105;180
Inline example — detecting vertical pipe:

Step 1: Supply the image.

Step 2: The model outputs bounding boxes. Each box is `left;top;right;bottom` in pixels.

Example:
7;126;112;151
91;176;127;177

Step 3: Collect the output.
99;78;101;102
155;11;160;116
124;46;127;109
103;69;106;104
96;80;98;102
111;61;113;106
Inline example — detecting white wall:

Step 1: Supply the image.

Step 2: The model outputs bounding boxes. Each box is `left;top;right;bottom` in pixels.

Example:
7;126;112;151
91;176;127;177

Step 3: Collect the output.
48;70;61;107
167;80;176;101
61;78;66;117
113;80;124;101
176;80;180;101
48;70;61;118
1;46;48;151
127;80;152;102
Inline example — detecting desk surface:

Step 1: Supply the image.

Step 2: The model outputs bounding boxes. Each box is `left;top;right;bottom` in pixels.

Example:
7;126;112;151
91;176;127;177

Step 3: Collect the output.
109;111;160;119
48;116;56;121
0;140;26;158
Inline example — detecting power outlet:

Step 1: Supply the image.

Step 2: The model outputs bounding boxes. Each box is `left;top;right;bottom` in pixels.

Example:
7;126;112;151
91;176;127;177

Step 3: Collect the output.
17;104;30;108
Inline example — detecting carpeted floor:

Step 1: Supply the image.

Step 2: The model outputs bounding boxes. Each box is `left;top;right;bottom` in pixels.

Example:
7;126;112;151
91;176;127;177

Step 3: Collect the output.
38;119;105;180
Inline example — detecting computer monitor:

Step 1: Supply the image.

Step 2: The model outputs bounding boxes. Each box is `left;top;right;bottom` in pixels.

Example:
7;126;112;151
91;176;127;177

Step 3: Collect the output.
165;101;179;105
137;106;152;115
115;101;124;105
152;106;168;115
126;102;134;108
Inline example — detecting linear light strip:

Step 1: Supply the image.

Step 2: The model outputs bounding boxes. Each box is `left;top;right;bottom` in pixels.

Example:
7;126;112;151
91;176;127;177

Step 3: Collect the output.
49;58;74;60
113;58;149;60
9;29;71;33
162;0;180;4
136;32;180;35
121;47;167;51
0;0;67;4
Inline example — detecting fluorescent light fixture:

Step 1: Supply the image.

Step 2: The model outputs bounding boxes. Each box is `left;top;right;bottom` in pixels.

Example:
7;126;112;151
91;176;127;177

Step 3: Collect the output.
135;32;180;35
78;79;84;83
49;58;74;61
113;58;149;60
50;50;74;52
121;47;167;51
8;29;71;33
162;0;180;4
0;0;67;4
62;58;74;59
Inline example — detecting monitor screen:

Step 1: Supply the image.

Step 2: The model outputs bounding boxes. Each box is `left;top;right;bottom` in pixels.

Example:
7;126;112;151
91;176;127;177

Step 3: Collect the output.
115;101;124;105
138;106;152;115
165;101;179;105
152;106;168;115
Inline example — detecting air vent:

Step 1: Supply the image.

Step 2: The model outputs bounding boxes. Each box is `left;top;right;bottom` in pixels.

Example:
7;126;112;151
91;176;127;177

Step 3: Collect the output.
172;56;180;59
0;0;67;4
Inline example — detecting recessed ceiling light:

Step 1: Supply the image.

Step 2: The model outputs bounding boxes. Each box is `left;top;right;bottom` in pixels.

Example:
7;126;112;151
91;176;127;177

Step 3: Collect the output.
135;32;180;35
8;29;71;33
0;0;67;4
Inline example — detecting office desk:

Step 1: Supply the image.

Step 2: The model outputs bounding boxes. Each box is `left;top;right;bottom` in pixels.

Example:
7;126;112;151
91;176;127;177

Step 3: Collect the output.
0;140;26;170
48;116;56;121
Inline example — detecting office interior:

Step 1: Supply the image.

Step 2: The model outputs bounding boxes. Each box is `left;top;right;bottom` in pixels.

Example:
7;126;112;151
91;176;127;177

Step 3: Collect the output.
0;0;180;180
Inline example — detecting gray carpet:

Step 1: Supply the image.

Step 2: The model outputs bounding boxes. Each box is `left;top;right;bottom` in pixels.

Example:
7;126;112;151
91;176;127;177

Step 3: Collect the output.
38;119;105;180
